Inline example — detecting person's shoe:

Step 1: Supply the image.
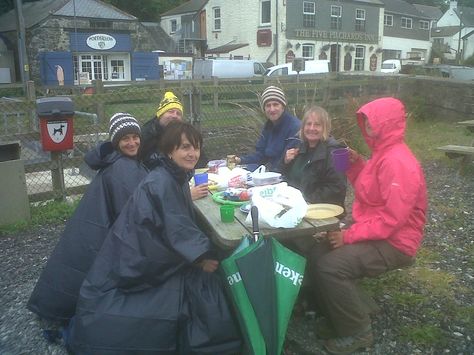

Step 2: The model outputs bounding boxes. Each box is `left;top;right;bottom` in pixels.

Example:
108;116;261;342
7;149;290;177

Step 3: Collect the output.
324;329;374;354
314;317;336;340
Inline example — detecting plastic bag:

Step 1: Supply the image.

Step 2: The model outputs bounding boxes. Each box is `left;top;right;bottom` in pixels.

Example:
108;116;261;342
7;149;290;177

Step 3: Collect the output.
245;183;308;228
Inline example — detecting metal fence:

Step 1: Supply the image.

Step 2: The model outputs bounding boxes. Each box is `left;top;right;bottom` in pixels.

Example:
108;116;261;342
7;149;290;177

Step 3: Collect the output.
0;74;405;202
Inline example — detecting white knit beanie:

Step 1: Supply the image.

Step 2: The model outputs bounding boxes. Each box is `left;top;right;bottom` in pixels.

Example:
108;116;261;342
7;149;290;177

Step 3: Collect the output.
260;86;287;110
109;113;141;147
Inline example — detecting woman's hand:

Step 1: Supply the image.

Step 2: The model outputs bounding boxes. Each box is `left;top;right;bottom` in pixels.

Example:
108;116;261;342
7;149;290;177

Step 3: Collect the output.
191;184;208;200
199;259;219;273
327;230;344;249
284;148;300;164
348;148;362;163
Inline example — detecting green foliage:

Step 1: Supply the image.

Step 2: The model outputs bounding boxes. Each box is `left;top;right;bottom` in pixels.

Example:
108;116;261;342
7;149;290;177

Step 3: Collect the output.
0;199;79;235
463;54;474;67
399;325;448;347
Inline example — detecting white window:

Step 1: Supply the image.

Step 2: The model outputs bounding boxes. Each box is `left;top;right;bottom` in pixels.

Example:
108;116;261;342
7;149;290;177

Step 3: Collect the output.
170;19;177;33
303;1;316;28
419;20;429;30
354;46;365;71
261;0;271;25
401;17;413;29
331;5;342;30
302;44;315;59
384;14;393;26
355;9;366;31
213;7;221;31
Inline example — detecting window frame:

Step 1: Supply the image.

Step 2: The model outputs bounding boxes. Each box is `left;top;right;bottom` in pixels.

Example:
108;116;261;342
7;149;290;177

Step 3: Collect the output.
260;0;271;26
213;7;221;31
330;5;342;30
354;46;365;71
303;1;316;28
355;8;366;32
419;20;429;30
302;43;315;60
401;17;413;29
384;14;393;26
170;19;177;33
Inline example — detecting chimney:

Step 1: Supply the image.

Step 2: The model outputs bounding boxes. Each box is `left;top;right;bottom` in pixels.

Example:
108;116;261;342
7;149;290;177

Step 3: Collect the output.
450;1;458;10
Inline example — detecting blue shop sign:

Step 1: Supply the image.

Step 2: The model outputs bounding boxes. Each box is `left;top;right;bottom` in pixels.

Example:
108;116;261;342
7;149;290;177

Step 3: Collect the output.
70;32;131;52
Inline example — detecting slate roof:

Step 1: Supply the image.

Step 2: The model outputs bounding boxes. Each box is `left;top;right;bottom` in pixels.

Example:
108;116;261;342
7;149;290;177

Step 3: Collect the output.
161;0;208;17
413;4;443;21
206;43;249;54
141;22;175;52
0;0;135;32
381;0;429;19
455;6;474;27
431;26;460;37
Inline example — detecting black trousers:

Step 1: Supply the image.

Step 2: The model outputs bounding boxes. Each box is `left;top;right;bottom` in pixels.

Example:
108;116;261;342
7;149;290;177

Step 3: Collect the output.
308;239;414;337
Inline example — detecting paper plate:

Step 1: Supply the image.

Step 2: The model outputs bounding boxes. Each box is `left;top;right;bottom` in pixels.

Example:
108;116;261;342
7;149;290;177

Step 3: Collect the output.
211;191;248;206
305;204;344;219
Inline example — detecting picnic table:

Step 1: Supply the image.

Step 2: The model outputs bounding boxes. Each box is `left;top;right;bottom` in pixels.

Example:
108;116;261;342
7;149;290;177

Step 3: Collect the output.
457;119;474;134
437;119;474;174
193;191;341;250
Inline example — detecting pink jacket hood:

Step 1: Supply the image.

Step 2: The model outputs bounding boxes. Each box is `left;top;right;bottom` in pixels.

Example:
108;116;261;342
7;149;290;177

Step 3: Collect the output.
357;97;405;152
344;97;427;256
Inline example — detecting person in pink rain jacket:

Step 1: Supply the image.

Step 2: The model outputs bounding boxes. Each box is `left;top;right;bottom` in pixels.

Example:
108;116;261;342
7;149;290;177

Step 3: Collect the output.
308;97;427;354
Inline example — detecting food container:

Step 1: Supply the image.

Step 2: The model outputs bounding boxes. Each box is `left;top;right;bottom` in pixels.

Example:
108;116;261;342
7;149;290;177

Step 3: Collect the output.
207;159;226;173
251;172;282;186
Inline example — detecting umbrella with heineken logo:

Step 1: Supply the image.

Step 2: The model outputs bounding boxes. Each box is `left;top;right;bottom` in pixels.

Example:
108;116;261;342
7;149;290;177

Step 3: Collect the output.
221;207;306;355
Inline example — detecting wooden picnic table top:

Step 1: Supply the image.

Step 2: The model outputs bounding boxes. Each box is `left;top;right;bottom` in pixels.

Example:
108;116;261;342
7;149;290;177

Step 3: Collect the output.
193;191;340;250
457;120;474;133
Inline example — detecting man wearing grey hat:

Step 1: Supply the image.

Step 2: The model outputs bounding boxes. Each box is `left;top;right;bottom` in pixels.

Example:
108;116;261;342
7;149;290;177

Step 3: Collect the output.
233;85;300;171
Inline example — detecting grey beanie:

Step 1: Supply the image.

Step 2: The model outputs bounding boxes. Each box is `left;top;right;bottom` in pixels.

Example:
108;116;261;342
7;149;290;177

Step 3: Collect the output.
109;112;141;147
260;85;287;110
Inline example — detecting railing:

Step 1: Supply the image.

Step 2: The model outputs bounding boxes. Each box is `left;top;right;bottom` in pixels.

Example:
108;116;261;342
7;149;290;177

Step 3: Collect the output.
0;74;472;202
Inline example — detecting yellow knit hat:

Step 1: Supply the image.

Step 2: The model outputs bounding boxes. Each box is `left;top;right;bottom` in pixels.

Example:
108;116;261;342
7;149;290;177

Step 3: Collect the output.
156;91;183;119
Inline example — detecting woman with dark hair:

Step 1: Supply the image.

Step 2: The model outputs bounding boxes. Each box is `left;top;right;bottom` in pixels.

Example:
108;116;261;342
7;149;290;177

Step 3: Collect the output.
27;113;147;326
68;121;241;354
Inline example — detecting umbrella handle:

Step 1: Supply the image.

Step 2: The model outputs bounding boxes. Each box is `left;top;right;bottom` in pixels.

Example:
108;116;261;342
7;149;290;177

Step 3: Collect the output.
251;206;259;242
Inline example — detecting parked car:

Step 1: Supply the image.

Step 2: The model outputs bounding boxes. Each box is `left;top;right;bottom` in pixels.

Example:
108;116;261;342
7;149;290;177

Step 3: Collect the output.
381;59;402;74
192;59;266;79
265;60;330;76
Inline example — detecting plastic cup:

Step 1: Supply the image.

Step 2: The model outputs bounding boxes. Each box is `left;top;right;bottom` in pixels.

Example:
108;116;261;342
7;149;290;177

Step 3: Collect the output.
220;205;235;223
331;148;350;172
194;172;208;186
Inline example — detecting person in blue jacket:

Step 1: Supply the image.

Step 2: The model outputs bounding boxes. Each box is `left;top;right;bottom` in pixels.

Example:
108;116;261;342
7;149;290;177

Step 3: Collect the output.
233;85;301;171
27;113;148;327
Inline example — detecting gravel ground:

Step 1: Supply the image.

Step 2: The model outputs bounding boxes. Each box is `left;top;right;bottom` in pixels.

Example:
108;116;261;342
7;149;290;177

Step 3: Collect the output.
0;161;473;355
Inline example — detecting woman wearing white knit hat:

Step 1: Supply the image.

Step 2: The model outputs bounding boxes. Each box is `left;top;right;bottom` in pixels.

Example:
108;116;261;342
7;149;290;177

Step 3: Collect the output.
233;85;301;171
27;113;148;332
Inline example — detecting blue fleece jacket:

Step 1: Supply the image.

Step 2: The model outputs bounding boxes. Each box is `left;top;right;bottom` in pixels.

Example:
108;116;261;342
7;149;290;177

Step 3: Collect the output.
241;111;301;171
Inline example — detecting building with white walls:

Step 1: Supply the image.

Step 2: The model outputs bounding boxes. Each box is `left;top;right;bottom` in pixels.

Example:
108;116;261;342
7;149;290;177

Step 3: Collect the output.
431;0;474;63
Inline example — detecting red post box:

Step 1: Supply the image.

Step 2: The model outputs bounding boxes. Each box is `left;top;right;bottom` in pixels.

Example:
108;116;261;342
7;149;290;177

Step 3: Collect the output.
36;97;74;151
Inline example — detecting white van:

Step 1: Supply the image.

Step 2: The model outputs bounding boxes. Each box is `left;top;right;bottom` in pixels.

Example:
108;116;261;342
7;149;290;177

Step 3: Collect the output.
193;59;266;79
381;59;402;74
265;60;330;76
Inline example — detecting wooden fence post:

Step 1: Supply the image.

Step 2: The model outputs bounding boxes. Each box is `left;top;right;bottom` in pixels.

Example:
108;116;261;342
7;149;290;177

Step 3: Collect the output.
26;80;37;131
93;79;106;124
213;78;219;109
50;151;66;201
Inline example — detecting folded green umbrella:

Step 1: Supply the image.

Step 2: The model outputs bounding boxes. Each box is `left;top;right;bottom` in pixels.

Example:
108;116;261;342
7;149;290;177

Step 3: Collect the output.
220;236;266;355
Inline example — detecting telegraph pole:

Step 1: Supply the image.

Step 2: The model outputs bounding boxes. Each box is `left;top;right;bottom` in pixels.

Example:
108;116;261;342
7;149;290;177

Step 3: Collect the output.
457;9;463;65
14;0;30;87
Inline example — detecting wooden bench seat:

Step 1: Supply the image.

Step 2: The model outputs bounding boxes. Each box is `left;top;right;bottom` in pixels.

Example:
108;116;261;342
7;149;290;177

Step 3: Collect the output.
437;145;474;174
